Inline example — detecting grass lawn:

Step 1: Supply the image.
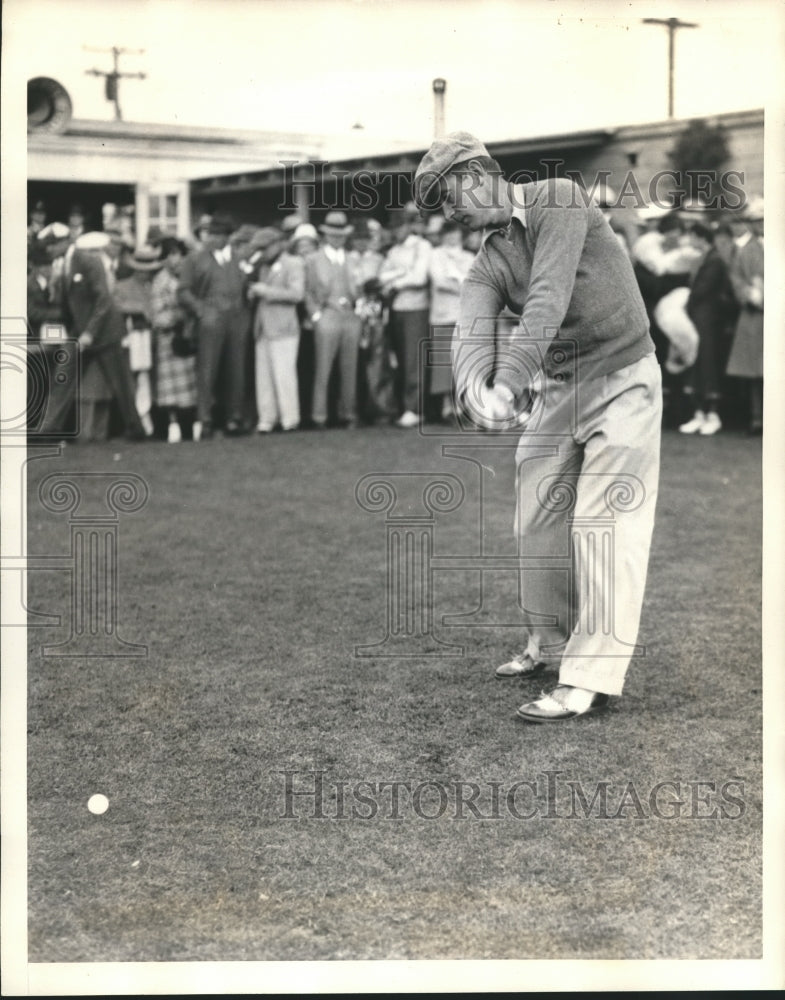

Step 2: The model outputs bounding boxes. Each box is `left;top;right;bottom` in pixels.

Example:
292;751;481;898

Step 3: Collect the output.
25;423;762;962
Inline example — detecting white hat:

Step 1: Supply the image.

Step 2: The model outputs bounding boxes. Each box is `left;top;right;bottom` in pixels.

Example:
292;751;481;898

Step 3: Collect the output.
292;223;318;243
743;196;764;221
38;222;70;241
75;231;111;251
637;203;670;222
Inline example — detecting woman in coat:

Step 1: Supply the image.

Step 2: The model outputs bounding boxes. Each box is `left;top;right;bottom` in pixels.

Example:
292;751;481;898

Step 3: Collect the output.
679;224;739;435
726;201;764;434
150;238;197;443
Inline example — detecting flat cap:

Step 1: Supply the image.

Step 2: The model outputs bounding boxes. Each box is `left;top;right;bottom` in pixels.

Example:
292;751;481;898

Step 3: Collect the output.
413;131;490;212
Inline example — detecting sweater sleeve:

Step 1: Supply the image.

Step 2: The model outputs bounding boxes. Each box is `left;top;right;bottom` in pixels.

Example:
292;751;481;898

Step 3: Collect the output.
453;255;504;400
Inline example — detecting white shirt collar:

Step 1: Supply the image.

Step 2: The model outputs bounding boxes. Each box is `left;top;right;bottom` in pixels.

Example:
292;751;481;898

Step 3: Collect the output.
213;246;231;265
323;244;345;265
481;183;527;246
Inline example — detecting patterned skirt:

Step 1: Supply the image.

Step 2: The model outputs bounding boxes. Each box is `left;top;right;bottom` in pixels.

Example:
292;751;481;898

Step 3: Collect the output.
155;329;197;408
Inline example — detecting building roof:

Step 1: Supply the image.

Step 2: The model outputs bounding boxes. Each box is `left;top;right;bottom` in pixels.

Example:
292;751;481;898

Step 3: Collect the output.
189;107;764;196
28;106;763;190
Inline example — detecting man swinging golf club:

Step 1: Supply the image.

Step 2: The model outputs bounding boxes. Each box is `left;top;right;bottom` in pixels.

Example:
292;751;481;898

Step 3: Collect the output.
414;133;662;723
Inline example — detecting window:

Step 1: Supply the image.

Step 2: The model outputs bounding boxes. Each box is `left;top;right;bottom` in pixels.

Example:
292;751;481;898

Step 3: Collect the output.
135;183;190;243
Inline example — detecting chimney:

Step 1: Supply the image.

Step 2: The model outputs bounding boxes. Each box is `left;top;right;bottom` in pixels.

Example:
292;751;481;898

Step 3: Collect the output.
432;78;446;138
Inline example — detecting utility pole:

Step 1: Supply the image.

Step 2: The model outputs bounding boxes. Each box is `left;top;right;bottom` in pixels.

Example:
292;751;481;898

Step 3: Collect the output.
642;17;698;118
84;46;146;121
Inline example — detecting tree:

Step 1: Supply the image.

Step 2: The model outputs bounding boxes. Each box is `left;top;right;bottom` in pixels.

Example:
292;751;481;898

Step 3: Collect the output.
668;118;730;207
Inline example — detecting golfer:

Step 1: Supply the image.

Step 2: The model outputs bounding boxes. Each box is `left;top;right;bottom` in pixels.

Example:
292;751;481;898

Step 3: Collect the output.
414;133;661;723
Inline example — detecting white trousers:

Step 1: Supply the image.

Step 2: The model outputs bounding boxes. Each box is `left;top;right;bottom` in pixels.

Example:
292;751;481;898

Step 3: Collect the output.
254;335;301;430
514;353;662;696
134;370;152;420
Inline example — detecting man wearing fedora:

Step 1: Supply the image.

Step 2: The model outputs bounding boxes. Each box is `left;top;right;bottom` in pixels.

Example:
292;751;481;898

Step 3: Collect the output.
178;212;248;438
304;211;362;428
247;226;306;433
28;199;48;248
414;131;661;723
37;224;146;441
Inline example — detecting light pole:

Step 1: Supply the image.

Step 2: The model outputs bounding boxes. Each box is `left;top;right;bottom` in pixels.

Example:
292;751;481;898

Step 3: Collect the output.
432;78;446;138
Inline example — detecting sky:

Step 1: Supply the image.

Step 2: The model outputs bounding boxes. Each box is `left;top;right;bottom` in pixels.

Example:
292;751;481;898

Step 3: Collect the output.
5;0;781;144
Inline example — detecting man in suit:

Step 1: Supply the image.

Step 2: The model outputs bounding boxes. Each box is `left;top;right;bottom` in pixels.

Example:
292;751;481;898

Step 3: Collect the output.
27;234;63;334
304;211;362;428
27;199;48;249
36;224;145;441
247;226;306;433
414;132;662;723
178;213;248;439
27;232;66;430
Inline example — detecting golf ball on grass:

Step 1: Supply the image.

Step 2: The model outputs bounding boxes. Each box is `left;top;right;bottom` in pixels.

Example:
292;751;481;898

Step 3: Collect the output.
87;794;109;815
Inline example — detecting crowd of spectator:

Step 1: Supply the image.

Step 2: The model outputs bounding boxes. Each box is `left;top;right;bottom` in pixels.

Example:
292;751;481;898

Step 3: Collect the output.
26;187;764;443
628;195;764;436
